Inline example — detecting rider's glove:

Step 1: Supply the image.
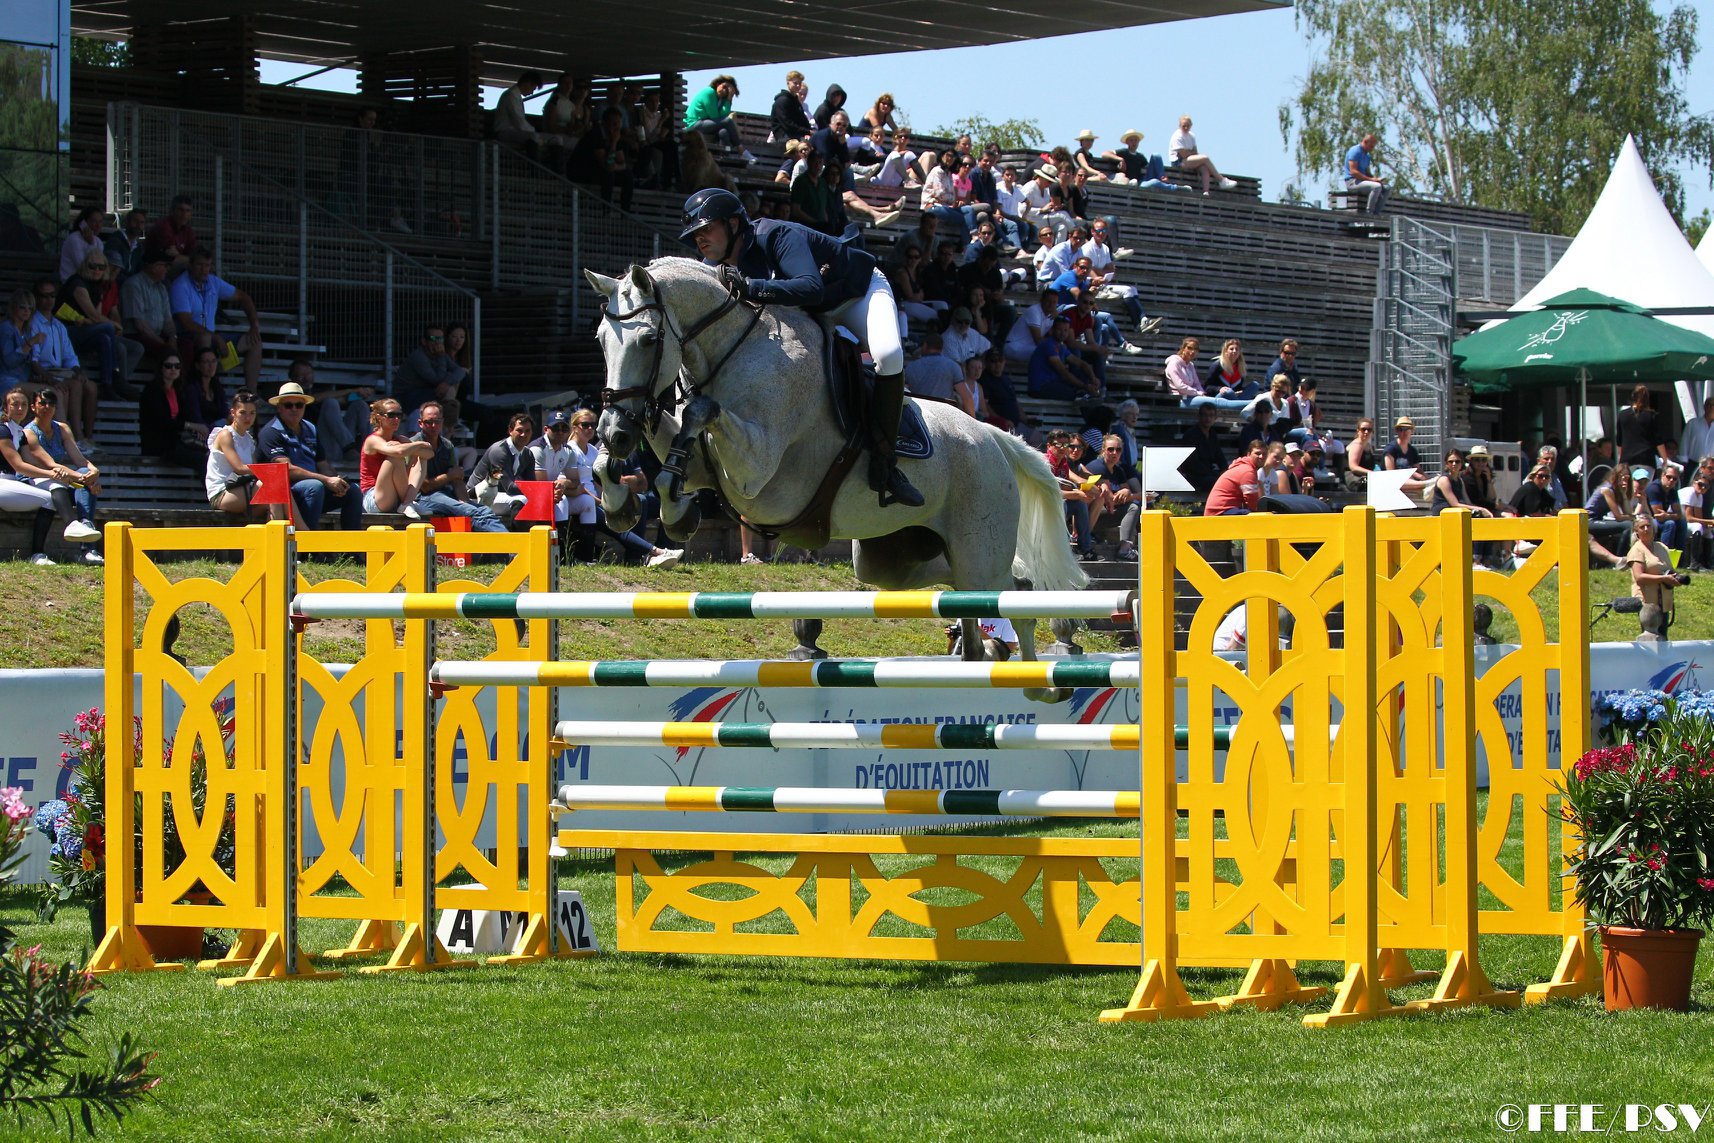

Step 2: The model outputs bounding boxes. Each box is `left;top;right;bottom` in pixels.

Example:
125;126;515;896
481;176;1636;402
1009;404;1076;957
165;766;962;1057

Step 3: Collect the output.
718;263;750;299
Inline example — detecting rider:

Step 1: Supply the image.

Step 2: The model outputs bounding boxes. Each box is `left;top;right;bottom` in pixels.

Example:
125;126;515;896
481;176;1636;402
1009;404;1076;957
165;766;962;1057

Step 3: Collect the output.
677;187;924;508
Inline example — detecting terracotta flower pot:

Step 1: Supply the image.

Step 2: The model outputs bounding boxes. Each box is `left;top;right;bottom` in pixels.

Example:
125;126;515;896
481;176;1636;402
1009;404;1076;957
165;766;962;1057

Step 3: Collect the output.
1599;926;1703;1012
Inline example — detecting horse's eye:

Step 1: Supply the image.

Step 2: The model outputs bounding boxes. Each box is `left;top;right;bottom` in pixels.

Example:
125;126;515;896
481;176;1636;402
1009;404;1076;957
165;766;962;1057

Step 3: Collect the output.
637;332;658;347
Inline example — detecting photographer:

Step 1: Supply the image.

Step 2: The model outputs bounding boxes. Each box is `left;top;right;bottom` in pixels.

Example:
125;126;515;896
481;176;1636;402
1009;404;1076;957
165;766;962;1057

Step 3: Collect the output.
1625;513;1689;640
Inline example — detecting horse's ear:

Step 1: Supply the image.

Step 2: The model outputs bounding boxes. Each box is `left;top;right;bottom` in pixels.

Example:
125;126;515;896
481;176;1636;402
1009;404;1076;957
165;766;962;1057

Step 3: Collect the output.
629;265;654;296
585;270;619;299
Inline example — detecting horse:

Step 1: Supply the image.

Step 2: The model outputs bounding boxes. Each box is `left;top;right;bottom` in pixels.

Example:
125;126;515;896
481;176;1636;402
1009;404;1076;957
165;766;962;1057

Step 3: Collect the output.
584;258;1086;686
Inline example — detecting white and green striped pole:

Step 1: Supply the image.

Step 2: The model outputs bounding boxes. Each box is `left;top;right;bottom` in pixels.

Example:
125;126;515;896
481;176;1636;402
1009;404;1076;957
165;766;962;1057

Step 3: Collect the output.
553;784;1141;818
549;722;1309;751
433;657;1139;690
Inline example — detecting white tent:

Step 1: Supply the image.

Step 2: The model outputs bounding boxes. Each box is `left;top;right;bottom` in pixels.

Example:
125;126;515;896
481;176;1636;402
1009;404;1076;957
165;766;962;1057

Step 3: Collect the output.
1698;226;1714;277
1512;135;1714;341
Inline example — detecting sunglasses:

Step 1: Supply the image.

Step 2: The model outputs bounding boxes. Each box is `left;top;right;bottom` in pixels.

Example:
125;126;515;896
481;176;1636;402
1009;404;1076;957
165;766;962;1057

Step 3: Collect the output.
378;409;401;419
574;421;596;428
277;401;307;410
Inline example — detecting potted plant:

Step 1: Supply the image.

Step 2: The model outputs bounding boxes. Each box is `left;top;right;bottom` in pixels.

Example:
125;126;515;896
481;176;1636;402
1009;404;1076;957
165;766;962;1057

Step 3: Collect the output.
1560;690;1714;1011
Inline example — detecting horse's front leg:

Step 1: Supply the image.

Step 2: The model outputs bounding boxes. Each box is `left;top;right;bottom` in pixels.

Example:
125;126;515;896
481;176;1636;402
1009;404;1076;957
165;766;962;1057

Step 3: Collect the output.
655;394;721;543
595;447;641;534
1016;619;1072;705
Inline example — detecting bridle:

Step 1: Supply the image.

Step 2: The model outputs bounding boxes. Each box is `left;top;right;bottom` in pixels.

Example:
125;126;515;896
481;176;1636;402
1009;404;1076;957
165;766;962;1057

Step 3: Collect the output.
599;265;763;436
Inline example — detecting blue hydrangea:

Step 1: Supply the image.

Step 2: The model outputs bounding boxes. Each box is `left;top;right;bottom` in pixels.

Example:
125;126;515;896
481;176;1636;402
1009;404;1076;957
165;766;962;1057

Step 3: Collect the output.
54;820;83;861
31;799;68;840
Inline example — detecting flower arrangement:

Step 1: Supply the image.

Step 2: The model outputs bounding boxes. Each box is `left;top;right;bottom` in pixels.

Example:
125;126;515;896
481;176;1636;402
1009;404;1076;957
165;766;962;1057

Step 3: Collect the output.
32;709;115;921
1558;690;1714;932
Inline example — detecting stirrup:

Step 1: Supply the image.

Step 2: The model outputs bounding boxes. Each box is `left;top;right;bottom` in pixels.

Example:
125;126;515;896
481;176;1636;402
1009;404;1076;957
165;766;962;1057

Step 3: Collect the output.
877;467;924;509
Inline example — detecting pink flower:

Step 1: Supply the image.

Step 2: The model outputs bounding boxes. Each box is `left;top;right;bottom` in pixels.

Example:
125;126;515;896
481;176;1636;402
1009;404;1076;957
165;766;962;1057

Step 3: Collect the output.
0;786;28;822
1647;858;1664;871
1698;878;1714;892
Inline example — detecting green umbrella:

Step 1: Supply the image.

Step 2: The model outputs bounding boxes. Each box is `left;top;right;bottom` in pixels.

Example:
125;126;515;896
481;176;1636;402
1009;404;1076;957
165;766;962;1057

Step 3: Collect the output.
1453;288;1714;394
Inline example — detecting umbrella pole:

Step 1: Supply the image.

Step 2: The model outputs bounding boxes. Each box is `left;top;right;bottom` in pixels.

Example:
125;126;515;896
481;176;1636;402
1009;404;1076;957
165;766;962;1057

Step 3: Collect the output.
1580;368;1589;500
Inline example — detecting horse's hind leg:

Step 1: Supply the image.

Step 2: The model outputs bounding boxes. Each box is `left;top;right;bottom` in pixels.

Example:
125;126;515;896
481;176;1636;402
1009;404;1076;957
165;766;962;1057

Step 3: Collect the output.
789;619;827;661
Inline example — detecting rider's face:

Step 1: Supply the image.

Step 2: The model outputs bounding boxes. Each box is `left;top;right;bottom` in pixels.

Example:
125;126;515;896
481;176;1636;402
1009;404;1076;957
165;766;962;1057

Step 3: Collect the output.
693;221;735;264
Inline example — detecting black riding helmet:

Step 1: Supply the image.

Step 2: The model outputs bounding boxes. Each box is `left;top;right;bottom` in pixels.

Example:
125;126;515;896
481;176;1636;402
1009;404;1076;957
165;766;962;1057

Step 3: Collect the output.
679;188;749;246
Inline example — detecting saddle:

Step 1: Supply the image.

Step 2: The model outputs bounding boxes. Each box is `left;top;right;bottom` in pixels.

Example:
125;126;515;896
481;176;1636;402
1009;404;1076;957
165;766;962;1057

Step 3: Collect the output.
821;322;932;459
719;320;932;550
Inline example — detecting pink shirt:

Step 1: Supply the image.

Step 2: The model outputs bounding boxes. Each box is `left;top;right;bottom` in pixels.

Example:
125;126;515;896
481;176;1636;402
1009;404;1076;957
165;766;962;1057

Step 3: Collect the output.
1165;355;1202;400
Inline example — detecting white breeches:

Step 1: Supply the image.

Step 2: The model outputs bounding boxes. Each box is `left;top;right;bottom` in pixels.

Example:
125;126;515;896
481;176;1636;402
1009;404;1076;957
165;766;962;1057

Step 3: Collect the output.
825;269;904;376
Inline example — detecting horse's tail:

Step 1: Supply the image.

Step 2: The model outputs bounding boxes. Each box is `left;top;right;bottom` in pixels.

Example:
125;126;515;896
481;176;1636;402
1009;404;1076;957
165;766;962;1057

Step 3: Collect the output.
992;429;1090;592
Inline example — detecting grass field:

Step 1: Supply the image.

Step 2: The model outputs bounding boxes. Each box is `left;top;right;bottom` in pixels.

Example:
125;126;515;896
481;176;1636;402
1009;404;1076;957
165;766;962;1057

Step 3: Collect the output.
4;812;1714;1142
5;556;1713;1140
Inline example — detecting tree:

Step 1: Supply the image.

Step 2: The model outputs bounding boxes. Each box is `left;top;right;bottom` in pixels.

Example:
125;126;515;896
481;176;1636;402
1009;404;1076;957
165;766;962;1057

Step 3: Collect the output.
1687;209;1710;250
1280;0;1714;235
931;115;1044;153
70;37;129;68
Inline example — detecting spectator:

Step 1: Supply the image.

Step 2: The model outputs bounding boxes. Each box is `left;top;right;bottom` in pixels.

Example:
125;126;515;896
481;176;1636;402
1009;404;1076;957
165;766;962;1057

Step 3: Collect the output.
284;358;369;465
1180;402;1227;495
105;209;149;281
170;246;261;390
138;354;207;471
1680;398;1714;464
1202;338;1255;401
889;244;942;330
685;75;754;162
858;93;898;133
1341;417;1378;486
1164;336;1206;403
1617;385;1666;469
145;195;196;270
1205;440;1266;515
60;251;142;399
903;332;962;401
991;165;1030;249
1430;450;1492;517
468;412;538;516
394;323;469;430
1382;416;1423;477
918;240;964;314
1585;465;1637;560
966;152;1005;239
979;349;1030;439
0;386;75;561
593;448;684;566
1086;433;1142;560
1108;400;1142;467
940;307;991;366
811;84;848;131
1267;338;1302;390
1252;373;1293;425
635;89;678;190
1344;134;1389;214
0;288;38;395
919;150;969;240
567;106;637;211
1626;515;1681;637
1067;130;1109;181
875;130;920;189
1535;445;1569;509
1261;441;1294;495
957;246;1017;339
1287;377;1319;445
1047;431;1102;558
58;207;107;284
1046;166;1092;239
1585;435;1618;492
1167;116;1237;195
445;322;474;375
26;279;98;446
494;71;553;160
1509;464;1558;518
358;397;432;516
407;401;507;532
1644;463;1689;560
540;75;592;147
206;389;271;519
122;250;177;364
180;344;227;434
1027;314;1101;401
529;410;599;551
770;71;814;142
1005;288;1059;365
1021;168;1059;244
1680;469;1714;571
953;356;987;419
1102;129;1190;191
1035;224;1081;287
23;388;101;561
788;148;828;229
1063;293;1124;385
257;382;363;530
1079;222;1160;335
1234;401;1282;455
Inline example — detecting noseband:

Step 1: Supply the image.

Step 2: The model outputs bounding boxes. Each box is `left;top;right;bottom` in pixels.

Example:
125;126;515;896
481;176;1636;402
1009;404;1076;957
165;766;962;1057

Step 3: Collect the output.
600;268;762;434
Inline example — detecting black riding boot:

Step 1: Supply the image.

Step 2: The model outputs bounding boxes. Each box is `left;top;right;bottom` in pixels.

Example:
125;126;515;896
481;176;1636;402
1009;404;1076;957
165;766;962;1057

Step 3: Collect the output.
868;371;925;508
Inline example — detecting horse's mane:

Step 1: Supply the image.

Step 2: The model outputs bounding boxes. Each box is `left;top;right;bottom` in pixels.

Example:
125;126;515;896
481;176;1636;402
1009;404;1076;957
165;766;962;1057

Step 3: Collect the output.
640;256;820;344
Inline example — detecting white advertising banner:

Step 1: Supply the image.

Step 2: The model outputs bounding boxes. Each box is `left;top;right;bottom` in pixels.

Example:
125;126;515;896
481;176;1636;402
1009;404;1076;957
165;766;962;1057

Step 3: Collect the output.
5;640;1709;882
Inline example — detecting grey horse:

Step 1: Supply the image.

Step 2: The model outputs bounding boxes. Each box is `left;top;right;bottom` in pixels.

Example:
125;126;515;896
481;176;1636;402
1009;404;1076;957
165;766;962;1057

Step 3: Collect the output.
585;258;1086;675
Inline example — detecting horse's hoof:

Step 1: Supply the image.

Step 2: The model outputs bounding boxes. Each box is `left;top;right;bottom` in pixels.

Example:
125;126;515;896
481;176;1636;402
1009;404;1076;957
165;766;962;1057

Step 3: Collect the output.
1023;687;1073;705
662;502;701;543
787;644;829;661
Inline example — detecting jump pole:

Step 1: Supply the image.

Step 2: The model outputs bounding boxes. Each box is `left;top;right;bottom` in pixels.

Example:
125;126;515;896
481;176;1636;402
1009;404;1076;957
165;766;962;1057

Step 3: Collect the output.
550;722;1314;751
431;658;1140;690
554;784;1141;817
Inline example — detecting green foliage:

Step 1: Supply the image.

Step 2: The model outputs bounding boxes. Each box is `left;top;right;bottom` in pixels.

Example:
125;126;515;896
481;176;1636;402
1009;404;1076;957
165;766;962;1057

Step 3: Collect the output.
931;115;1044;153
1280;0;1714;234
69;38;129;69
1558;695;1714;930
0;41;66;238
0;790;156;1137
1687;208;1710;249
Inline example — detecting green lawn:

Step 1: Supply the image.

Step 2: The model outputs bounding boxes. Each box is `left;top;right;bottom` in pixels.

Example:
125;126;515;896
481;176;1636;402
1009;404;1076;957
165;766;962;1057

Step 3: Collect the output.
4;811;1713;1142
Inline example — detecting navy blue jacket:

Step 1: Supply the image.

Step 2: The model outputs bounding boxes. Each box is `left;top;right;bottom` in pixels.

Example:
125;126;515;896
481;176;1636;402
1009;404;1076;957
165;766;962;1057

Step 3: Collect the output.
722;218;876;312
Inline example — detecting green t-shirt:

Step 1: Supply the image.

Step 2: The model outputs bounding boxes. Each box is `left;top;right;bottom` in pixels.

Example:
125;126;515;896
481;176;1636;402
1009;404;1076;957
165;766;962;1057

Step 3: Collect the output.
684;87;732;130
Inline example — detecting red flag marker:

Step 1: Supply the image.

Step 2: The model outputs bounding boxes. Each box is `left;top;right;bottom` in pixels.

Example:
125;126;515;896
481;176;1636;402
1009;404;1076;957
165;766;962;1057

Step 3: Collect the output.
515;480;555;523
250;462;291;505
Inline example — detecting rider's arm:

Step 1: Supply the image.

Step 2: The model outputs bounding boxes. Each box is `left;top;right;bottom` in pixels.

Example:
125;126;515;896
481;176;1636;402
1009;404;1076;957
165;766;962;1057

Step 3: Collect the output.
741;226;828;307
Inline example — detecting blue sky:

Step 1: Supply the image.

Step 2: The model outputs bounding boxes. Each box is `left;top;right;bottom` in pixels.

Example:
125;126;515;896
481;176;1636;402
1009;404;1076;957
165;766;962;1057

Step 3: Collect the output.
259;2;1714;228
